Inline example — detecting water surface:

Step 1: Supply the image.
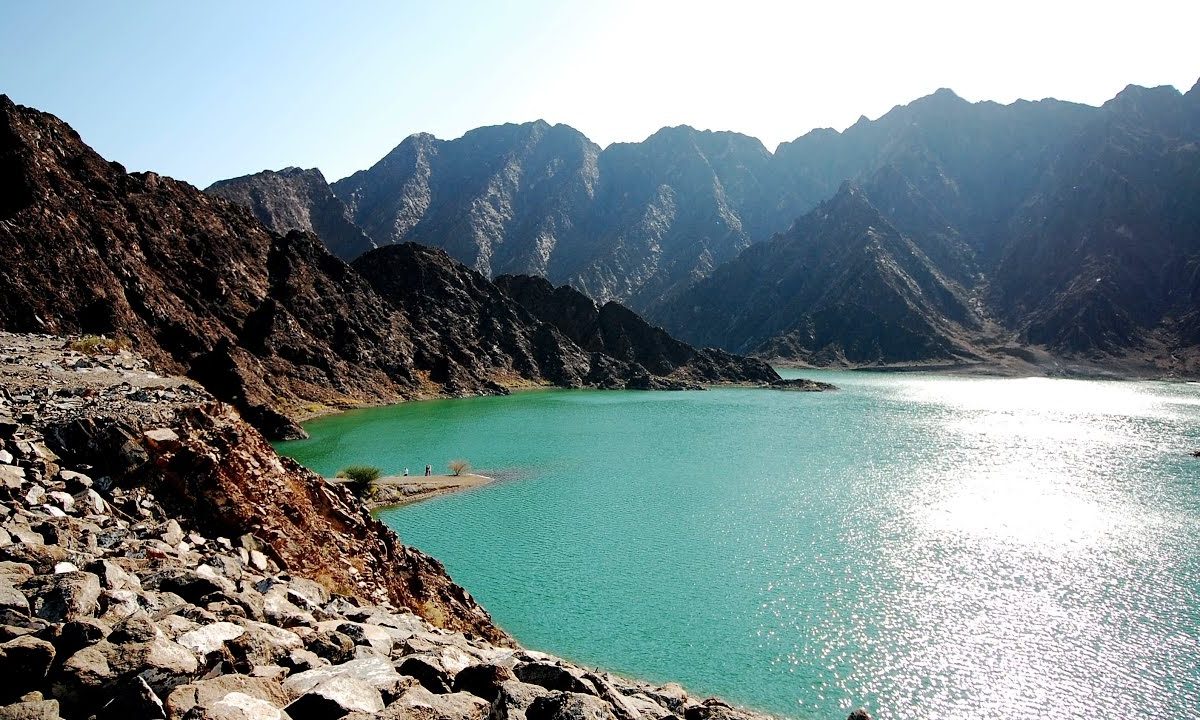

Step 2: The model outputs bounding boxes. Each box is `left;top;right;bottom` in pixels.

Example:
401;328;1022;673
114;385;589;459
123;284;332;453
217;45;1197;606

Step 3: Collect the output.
279;372;1200;719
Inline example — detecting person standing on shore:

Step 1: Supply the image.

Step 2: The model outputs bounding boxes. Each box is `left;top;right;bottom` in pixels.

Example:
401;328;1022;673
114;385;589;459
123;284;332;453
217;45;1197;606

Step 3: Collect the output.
425;464;431;477
403;468;409;476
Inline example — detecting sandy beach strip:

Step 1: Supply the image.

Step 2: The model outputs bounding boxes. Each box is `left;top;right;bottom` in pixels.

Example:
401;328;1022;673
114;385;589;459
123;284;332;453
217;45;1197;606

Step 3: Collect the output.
328;473;494;509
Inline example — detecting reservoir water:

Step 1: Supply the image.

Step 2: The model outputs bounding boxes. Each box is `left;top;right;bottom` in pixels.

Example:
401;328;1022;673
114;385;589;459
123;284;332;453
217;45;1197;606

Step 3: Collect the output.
278;371;1200;719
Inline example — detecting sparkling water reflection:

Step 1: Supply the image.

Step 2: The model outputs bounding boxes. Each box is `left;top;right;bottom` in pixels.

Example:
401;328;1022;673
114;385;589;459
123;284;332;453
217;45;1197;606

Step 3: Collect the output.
279;372;1200;719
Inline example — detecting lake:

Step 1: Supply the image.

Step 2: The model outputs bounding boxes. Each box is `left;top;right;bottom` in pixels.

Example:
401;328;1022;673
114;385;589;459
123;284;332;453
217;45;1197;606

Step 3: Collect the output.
278;371;1200;719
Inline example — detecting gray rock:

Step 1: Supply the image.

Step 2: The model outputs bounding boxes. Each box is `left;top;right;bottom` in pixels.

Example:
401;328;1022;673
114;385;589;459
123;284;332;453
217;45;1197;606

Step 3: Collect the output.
284;655;402;698
513;663;596;696
383;686;489;720
489;681;551;720
0;576;29;614
185;691;289;720
46;492;75;514
167;675;290;719
29;570;101;622
284;675;383;719
177;621;247;656
306;630;355;664
526;693;617;720
110;611;161;643
0;698;62;720
397;654;453;694
58;470;92;494
0;465;23;490
162;520;185;547
224;622;303;668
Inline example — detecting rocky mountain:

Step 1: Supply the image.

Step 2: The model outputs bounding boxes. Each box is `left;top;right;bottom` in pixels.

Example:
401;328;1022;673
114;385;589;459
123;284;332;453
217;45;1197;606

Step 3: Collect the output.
654;82;1200;370
494;274;778;383
324;123;785;311
0;96;784;441
990;83;1200;355
205;167;375;261
199;81;1200;370
333;122;600;280
651;185;983;364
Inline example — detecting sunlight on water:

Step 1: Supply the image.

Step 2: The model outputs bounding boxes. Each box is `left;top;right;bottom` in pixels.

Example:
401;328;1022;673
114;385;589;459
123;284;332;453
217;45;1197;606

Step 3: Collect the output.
279;372;1200;720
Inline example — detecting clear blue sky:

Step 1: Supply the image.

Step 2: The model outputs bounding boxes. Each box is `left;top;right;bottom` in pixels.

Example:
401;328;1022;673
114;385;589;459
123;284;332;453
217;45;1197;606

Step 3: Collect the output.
2;0;1196;188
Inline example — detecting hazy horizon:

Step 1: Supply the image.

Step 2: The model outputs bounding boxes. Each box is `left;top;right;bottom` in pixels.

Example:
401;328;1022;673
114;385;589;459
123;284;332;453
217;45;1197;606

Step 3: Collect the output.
2;0;1196;187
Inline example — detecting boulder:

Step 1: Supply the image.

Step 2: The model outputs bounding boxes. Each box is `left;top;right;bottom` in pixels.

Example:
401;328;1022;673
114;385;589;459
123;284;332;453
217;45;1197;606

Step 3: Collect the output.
513;663;596;696
489;681;552;720
284;656;403;698
284;675;383;719
453;663;515;701
177;621;246;656
847;711;872;720
146;568;234;604
96;676;167;719
382;685;489;720
0;635;56;700
0;576;29;614
525;693;617;720
167;675;289;719
55;618;111;655
396;654;453;694
306;630;355;664
28;571;101;622
0;698;62;720
183;691;289;720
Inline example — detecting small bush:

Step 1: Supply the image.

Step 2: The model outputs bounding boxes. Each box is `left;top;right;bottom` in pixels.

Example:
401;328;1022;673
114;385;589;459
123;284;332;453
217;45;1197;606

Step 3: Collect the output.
336;465;382;497
448;459;470;477
67;335;129;355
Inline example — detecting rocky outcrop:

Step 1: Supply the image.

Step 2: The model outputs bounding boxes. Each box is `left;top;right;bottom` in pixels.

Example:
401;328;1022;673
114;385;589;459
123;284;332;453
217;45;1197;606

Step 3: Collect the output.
493;275;779;384
0;333;787;720
206;167;376;261
652;185;982;365
0;96;778;440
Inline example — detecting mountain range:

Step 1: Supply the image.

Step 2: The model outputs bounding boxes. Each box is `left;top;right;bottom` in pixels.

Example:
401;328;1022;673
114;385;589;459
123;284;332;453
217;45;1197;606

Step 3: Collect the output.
0;95;777;440
208;80;1200;373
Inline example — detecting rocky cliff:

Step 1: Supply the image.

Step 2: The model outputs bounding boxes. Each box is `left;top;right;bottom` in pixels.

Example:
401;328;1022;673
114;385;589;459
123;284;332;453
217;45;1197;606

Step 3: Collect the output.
493;275;778;383
0;96;779;441
0;332;796;720
206;167;376;261
326;123;784;311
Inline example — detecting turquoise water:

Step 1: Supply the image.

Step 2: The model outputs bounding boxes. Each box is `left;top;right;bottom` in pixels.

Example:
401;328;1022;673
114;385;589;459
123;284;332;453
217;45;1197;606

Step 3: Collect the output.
279;372;1200;719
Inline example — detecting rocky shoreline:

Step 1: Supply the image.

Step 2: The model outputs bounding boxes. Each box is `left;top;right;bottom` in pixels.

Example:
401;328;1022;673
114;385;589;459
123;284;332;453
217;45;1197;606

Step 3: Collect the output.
0;333;853;720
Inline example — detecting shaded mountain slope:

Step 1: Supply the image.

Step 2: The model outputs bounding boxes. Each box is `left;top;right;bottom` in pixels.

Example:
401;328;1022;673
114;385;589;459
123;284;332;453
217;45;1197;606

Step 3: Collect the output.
992;83;1200;354
494;274;778;383
206;166;375;261
652;185;982;364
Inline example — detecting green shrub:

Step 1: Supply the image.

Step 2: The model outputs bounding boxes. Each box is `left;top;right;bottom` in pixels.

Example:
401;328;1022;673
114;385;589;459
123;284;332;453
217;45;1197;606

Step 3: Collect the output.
336;465;382;497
